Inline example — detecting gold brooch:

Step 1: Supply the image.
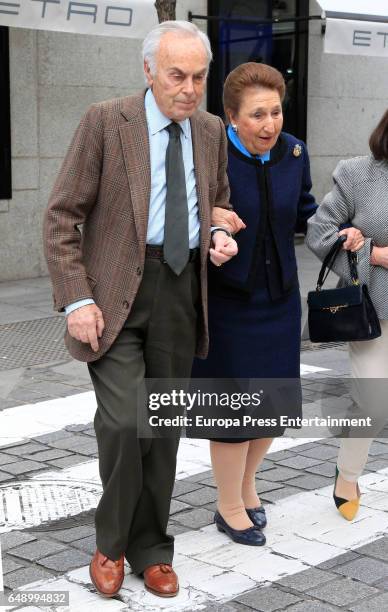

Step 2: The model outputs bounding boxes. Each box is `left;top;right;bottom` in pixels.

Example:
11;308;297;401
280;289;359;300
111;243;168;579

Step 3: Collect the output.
293;144;302;157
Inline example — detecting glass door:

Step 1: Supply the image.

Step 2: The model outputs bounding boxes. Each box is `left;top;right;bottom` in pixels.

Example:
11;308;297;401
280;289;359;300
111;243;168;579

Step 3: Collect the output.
207;0;309;140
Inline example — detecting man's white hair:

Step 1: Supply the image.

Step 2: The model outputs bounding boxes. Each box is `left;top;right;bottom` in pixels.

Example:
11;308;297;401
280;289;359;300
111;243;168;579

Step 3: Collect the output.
142;20;212;77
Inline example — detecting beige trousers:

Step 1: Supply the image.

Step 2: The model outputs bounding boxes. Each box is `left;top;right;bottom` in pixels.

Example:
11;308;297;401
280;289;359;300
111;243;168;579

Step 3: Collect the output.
337;320;388;482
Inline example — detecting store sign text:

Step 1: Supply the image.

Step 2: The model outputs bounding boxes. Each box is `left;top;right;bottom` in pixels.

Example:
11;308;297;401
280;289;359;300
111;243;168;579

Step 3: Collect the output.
325;18;388;57
0;0;157;38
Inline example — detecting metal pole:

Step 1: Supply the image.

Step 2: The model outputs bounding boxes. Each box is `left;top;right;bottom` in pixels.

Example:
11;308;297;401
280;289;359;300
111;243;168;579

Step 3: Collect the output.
188;12;322;26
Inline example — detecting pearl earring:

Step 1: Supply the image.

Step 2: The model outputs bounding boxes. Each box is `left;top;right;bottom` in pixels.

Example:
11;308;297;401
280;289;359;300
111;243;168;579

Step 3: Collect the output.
231;124;238;133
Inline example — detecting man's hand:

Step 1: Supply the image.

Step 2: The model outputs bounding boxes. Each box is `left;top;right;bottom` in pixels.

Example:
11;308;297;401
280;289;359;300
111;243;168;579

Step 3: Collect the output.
210;231;238;267
67;304;105;353
338;227;365;251
211;207;246;234
371;246;388;269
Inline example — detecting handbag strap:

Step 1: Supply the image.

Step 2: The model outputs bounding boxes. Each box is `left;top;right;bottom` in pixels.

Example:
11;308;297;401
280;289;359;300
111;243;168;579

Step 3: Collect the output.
347;251;359;285
316;236;359;290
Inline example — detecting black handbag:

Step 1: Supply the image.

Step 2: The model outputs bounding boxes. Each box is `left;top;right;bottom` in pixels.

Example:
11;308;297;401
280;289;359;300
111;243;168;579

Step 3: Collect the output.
308;236;381;343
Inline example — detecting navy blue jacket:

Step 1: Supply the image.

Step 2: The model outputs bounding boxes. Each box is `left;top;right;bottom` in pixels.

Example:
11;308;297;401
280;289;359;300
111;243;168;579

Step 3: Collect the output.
210;132;317;296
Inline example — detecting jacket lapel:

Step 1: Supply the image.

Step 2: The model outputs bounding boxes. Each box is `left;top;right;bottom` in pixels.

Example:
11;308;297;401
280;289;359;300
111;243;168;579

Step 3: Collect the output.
191;113;211;260
119;92;150;252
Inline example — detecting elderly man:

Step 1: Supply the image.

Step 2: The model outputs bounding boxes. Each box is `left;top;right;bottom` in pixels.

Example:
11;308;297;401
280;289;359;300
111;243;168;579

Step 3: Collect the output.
44;20;237;598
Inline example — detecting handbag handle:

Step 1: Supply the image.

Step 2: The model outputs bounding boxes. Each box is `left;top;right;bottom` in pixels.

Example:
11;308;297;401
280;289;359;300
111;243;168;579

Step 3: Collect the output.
316;235;359;291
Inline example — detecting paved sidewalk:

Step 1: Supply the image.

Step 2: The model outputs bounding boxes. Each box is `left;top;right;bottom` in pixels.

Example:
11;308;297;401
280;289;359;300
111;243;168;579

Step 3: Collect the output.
0;243;387;611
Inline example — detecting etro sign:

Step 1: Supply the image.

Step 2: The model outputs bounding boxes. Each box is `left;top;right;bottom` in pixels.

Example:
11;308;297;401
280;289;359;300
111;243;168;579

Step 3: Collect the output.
317;1;388;57
0;0;158;38
325;18;388;57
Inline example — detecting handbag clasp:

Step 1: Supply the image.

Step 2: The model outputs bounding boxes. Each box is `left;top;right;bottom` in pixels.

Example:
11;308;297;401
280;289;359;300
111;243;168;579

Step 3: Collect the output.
322;304;348;314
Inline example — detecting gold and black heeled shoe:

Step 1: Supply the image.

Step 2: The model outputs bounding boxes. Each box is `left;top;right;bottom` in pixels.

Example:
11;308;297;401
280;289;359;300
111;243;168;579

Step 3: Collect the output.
333;466;361;521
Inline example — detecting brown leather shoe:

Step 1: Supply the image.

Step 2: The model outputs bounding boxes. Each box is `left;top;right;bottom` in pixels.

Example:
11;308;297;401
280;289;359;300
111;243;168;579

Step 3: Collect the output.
89;549;124;598
143;564;179;598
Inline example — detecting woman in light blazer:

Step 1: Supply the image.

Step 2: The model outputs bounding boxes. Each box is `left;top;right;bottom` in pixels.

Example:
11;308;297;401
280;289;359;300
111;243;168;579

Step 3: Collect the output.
306;109;388;520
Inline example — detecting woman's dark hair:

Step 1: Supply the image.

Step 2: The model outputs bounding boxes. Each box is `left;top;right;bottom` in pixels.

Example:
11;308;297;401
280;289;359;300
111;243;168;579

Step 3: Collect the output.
369;109;388;161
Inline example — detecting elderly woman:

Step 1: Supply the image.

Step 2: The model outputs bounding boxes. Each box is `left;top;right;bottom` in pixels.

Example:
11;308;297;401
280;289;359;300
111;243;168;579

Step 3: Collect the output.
306;109;388;521
192;62;318;545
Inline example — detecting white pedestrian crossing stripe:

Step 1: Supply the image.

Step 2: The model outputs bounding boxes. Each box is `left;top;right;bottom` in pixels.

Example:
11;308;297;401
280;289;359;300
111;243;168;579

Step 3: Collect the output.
0;362;329;447
1;364;388;612
0;437;323;532
4;468;388;611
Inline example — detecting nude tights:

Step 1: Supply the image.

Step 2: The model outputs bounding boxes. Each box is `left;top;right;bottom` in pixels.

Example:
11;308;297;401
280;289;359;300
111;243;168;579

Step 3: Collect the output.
210;438;273;530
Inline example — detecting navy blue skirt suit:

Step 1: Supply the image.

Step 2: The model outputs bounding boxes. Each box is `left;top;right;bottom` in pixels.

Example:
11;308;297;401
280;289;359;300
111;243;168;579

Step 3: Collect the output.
191;129;317;441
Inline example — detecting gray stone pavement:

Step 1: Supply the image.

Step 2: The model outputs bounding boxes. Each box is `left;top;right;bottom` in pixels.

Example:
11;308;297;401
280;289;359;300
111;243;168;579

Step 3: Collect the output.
0;243;387;611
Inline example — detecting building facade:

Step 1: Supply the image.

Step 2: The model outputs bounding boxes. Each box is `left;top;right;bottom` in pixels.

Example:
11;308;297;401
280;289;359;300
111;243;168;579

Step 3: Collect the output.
0;0;386;281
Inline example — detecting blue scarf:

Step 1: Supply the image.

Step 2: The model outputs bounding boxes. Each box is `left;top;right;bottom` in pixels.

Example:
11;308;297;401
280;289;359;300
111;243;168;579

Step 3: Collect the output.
227;124;270;164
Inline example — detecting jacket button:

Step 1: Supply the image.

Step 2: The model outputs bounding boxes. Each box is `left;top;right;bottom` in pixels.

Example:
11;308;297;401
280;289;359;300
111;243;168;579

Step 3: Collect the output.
136;267;142;276
265;259;271;265
123;300;129;309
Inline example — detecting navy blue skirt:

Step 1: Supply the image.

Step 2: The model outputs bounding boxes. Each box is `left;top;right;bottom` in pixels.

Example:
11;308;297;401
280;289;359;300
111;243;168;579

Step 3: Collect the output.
191;282;302;441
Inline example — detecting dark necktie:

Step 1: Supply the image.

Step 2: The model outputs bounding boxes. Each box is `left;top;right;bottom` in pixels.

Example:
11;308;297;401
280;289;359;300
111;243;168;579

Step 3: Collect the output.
163;122;190;275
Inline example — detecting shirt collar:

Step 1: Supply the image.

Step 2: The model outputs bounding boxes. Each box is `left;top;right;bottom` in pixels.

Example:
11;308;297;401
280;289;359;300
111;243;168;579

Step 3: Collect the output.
227;124;270;163
145;88;190;139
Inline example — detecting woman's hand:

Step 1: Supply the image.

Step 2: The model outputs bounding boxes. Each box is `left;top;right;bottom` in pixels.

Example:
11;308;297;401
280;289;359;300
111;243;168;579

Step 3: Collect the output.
210;231;238;267
338;227;365;251
371;246;388;269
211;207;246;234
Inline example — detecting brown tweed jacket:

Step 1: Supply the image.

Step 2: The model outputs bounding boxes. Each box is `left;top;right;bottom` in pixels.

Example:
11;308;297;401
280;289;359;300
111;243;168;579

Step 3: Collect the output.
43;91;231;362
